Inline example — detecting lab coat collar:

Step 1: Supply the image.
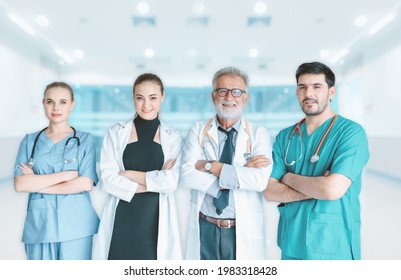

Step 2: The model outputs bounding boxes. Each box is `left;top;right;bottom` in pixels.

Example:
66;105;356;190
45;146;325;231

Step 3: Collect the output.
208;115;246;142
116;117;176;160
204;116;248;158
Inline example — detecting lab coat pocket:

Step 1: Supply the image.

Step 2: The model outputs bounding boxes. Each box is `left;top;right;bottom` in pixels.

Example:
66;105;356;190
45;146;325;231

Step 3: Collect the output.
306;212;341;254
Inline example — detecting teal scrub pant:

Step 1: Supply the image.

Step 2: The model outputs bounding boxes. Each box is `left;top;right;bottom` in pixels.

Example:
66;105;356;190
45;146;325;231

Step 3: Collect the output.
25;236;93;260
281;253;302;260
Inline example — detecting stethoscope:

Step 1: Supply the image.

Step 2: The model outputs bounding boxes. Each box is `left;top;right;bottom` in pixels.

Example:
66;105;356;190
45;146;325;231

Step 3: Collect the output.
284;115;338;166
200;117;252;162
27;126;80;167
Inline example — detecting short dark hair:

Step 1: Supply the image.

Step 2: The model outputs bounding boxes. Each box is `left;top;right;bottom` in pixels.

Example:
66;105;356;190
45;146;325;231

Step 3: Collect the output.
43;81;74;102
295;62;335;88
133;73;164;95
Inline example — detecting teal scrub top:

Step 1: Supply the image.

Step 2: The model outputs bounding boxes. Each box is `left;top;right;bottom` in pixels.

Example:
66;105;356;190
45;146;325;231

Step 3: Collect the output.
14;130;100;244
271;115;369;260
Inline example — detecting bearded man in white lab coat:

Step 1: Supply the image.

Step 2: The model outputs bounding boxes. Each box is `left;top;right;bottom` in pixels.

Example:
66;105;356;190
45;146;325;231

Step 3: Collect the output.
180;66;273;260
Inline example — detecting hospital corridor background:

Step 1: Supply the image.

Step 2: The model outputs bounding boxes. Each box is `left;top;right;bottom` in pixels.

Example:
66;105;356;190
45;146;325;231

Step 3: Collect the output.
1;0;401;260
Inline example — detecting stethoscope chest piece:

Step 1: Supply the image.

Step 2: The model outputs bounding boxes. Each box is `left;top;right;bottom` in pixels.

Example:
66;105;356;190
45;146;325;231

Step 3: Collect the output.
310;154;319;163
243;152;252;162
27;158;35;167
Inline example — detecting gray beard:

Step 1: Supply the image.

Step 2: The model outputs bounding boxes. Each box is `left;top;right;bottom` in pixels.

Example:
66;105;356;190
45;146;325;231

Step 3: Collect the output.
215;103;243;121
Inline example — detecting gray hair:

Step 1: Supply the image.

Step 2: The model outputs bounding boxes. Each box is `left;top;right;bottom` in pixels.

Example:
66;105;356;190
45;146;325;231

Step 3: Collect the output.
212;66;249;91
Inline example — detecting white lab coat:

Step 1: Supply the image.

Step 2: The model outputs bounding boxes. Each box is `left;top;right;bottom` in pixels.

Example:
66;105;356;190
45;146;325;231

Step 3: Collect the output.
92;118;183;260
180;116;272;260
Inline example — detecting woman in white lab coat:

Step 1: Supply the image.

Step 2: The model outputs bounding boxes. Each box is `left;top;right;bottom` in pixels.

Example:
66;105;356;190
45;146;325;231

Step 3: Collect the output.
92;73;182;260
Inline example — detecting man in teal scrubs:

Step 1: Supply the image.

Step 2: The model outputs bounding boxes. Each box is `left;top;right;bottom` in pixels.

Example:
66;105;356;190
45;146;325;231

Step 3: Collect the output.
264;62;369;260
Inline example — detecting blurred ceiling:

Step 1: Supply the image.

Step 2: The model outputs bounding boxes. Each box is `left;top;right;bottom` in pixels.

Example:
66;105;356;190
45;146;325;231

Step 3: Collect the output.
1;0;401;85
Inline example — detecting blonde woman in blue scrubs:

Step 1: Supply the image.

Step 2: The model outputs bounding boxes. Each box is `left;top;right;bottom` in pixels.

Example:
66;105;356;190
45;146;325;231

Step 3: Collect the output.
14;82;99;260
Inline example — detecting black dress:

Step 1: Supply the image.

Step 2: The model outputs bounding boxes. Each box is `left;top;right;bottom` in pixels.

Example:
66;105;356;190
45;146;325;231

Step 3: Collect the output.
108;116;164;260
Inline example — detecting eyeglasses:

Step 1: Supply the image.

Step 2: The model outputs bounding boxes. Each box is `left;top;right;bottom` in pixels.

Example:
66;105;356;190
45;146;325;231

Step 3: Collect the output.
214;88;246;98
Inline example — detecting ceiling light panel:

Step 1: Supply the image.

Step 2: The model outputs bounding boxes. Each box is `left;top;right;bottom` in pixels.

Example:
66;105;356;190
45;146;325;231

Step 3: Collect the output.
36;15;49;27
254;2;267;14
137;2;150;14
354;15;367;26
192;2;205;15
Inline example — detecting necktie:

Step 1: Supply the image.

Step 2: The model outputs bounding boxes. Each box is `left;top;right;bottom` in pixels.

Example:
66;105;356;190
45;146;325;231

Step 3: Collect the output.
213;127;235;215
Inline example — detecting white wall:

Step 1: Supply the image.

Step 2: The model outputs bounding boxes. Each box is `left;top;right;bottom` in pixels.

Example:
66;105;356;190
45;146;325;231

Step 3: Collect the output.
0;42;59;180
0;43;41;136
340;42;401;180
363;44;401;138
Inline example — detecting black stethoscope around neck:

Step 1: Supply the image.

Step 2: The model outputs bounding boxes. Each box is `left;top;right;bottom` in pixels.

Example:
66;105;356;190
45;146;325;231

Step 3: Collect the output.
284;115;338;166
27;126;80;167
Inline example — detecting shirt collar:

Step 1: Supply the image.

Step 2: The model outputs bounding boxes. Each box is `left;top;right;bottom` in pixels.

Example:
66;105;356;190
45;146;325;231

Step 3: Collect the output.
215;116;242;132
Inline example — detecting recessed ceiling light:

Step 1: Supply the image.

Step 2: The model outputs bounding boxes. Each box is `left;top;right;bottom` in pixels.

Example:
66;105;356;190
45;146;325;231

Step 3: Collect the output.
354;15;367;27
254;2;267;14
36;15;49;27
137;2;150;14
192;2;205;15
320;49;330;59
249;48;259;58
145;48;154;58
74;49;84;59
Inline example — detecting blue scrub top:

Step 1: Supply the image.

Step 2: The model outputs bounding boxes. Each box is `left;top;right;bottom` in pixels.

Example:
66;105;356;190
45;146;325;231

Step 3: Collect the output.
271;115;370;260
14;129;100;244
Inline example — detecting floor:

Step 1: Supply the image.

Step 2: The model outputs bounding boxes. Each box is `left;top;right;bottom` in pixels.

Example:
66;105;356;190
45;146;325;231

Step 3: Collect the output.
0;170;400;260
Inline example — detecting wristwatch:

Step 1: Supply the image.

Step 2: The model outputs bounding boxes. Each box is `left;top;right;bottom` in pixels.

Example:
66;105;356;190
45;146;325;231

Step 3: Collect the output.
205;161;213;173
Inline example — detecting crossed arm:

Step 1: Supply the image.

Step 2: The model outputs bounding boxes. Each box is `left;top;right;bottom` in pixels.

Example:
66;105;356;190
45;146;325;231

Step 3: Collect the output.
14;163;93;194
195;155;271;193
118;159;176;193
195;155;271;177
264;171;352;203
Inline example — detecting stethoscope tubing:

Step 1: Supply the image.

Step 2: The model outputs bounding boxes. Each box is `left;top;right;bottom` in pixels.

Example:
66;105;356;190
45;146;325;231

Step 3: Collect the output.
200;117;252;162
27;126;80;167
284;115;338;166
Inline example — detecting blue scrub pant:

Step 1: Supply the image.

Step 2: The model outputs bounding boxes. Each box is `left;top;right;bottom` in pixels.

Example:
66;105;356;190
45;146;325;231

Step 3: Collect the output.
25;236;93;260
